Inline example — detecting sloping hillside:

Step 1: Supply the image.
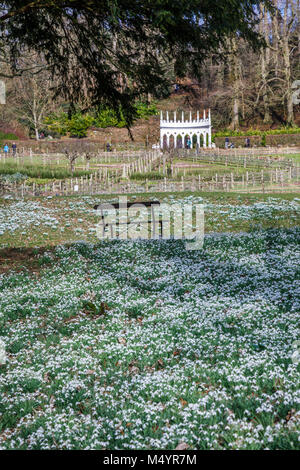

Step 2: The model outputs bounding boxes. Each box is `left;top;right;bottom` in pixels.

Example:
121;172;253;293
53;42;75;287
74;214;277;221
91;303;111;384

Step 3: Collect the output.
86;82;300;146
86;88;197;145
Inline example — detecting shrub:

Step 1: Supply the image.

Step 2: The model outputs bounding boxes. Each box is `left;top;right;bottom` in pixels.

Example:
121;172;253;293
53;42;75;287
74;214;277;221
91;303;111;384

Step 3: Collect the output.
68;113;94;138
0;131;19;140
44;113;69;136
94;107;126;128
214;126;300;138
44;102;158;136
135;101;158;119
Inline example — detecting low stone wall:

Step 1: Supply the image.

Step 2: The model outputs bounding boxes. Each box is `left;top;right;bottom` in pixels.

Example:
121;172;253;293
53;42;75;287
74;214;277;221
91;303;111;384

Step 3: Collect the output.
265;134;300;147
10;132;300;153
214;136;261;148
214;133;300;148
15;140;107;153
12;139;146;153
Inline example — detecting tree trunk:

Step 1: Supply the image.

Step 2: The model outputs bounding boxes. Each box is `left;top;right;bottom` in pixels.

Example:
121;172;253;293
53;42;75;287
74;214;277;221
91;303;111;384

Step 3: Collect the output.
261;5;272;124
272;0;280;77
229;38;240;130
283;0;294;126
32;90;40;140
216;60;224;89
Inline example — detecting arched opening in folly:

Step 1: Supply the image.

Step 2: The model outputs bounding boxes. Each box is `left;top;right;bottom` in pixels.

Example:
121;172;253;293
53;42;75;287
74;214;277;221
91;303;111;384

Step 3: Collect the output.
184;134;192;149
192;134;198;148
169;135;175;149
176;135;183;149
162;134;168;150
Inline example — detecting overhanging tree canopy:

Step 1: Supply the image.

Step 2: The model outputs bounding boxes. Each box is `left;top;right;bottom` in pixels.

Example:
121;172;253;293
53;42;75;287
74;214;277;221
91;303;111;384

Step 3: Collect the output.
0;1;273;125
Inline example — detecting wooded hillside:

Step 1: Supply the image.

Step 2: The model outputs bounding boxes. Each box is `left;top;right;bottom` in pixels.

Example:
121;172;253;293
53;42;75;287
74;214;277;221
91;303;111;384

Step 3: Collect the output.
0;1;299;138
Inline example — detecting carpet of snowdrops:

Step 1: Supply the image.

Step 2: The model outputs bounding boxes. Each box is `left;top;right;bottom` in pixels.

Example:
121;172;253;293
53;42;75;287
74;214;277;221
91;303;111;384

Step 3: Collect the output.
0;194;299;449
0;194;300;247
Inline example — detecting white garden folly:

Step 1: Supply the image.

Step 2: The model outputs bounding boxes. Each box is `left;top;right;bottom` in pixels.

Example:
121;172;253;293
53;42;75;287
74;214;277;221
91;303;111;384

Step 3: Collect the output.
160;109;212;149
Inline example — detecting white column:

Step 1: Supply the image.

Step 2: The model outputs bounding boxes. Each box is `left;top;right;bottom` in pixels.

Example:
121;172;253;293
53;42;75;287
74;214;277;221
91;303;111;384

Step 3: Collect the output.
174;133;177;148
203;132;207;148
203;109;206;120
174;111;177;122
208;126;212;148
189;111;192;122
160;133;164;149
166;135;170;148
182;111;184;122
160;111;163;123
166;111;169;122
197;111;199;121
197;134;200;147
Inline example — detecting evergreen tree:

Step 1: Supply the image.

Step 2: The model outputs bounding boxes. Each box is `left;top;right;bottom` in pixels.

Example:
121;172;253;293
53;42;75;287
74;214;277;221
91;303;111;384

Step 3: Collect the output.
0;1;272;125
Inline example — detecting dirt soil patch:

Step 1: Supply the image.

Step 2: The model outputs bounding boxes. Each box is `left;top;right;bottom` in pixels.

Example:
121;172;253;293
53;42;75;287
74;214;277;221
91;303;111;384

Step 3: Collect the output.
0;247;55;274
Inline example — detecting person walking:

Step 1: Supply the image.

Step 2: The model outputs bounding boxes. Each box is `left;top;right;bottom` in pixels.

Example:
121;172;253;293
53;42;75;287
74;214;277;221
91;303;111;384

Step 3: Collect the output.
12;142;17;156
3;144;9;155
245;137;250;148
225;137;229;149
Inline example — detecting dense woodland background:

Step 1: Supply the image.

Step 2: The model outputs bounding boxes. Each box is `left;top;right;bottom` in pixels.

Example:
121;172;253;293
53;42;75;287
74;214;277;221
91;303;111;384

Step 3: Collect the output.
197;0;300;130
0;0;299;140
